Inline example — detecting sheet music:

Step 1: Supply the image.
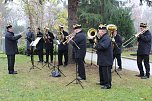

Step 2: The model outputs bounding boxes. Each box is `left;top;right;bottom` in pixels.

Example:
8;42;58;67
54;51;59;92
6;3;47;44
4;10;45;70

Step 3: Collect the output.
30;37;41;46
30;41;34;46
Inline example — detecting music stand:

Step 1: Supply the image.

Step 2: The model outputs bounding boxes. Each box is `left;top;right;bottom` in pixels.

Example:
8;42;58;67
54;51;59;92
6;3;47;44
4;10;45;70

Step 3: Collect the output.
50;39;66;77
42;58;53;70
66;41;84;89
112;58;121;78
89;44;98;67
29;38;42;72
112;41;121;78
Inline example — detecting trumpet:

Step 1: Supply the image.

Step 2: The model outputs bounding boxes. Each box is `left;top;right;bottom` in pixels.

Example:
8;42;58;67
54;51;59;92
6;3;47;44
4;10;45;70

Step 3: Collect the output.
122;28;148;47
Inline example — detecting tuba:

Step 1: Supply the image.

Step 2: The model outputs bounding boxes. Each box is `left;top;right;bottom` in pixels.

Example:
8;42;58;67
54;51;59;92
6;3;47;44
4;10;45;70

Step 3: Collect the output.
106;24;117;38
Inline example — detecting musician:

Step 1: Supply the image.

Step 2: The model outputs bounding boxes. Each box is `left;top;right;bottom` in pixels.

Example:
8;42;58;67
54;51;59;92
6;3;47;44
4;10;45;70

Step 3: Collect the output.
72;24;86;80
36;28;44;63
5;24;23;74
26;27;35;56
112;29;123;71
136;23;151;79
94;24;113;89
44;27;55;63
58;25;68;66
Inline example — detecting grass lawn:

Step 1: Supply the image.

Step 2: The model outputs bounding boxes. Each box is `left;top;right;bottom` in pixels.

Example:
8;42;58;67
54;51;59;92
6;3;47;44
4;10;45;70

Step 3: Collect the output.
0;54;152;101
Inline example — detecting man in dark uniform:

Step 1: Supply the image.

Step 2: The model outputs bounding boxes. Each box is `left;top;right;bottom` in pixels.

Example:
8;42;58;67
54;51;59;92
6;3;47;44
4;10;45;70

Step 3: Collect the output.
72;24;86;80
36;28;44;63
44;27;55;63
26;27;35;56
112;29;123;71
5;24;23;74
94;24;113;89
58;25;68;66
136;23;151;79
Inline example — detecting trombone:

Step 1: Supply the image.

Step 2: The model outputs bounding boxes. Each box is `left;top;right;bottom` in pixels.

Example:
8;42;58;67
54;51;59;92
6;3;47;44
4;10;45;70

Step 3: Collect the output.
63;32;80;49
122;28;148;47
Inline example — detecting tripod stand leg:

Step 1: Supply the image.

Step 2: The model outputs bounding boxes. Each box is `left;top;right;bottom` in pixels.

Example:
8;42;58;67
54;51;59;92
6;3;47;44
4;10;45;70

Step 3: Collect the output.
66;79;76;86
76;79;84;89
58;69;66;77
114;70;121;78
112;58;121;78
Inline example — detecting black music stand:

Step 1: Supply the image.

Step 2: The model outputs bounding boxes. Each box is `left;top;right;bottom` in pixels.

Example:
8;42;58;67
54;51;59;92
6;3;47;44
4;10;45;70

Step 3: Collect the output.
89;44;98;67
42;58;53;70
29;40;42;72
112;58;121;78
50;39;66;77
112;41;121;78
66;43;84;89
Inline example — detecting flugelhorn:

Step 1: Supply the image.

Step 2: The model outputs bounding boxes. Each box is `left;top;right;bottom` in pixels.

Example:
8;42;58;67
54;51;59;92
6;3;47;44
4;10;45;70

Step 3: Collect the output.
122;28;148;47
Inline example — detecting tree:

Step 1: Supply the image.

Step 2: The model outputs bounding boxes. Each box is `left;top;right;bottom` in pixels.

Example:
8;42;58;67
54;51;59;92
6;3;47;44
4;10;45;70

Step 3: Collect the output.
68;0;79;63
77;0;135;45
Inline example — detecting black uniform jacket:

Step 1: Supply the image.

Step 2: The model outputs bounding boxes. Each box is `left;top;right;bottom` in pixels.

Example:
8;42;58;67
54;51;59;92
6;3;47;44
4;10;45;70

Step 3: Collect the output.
36;32;44;50
113;34;122;55
72;30;86;59
58;30;68;51
137;30;152;55
45;31;55;50
5;31;22;55
95;33;113;66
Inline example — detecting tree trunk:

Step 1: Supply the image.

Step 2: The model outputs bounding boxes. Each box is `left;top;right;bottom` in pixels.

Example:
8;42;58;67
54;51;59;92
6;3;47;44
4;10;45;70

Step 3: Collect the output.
68;0;79;64
26;0;34;31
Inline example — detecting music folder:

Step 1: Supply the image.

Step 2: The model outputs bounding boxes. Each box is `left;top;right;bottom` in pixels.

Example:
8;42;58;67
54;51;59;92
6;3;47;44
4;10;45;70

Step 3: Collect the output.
30;37;41;47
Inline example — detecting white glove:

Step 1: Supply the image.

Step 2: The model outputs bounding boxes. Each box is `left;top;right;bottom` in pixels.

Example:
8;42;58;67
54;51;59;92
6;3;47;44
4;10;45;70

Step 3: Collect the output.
19;31;25;36
112;38;115;42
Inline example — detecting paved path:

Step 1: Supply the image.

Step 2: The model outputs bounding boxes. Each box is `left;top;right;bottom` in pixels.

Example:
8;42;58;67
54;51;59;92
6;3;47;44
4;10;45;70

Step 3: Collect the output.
85;52;152;75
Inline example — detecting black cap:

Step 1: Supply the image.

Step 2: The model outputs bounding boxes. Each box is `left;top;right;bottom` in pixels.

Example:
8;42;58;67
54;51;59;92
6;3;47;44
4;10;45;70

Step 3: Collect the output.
27;27;31;29
140;23;147;28
37;28;40;30
59;25;64;28
6;24;12;29
98;24;106;30
73;24;81;29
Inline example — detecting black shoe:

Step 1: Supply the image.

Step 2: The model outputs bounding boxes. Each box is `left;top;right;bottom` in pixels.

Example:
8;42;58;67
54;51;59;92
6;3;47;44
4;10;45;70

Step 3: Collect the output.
9;71;17;74
141;76;149;79
77;77;86;80
135;74;144;77
117;68;122;71
63;64;67;67
101;85;111;89
96;82;104;85
44;61;48;63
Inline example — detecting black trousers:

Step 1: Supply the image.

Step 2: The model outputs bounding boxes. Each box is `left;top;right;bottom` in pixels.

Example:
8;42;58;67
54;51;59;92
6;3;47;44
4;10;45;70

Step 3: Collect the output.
99;65;112;87
26;49;31;55
37;49;43;62
7;55;15;72
76;58;86;79
137;55;150;76
113;54;122;69
45;49;53;62
58;50;68;65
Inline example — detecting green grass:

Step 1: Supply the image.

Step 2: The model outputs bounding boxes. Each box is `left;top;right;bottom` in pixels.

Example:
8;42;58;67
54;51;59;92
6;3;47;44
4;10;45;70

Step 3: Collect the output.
0;54;152;101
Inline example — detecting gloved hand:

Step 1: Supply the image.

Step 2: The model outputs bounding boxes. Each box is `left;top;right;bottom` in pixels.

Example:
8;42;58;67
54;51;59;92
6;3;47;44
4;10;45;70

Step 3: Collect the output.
111;38;115;42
